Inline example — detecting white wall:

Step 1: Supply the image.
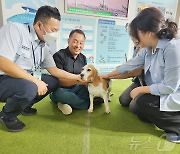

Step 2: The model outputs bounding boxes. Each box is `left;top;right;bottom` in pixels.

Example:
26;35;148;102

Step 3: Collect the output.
176;0;180;38
178;17;180;38
0;1;3;27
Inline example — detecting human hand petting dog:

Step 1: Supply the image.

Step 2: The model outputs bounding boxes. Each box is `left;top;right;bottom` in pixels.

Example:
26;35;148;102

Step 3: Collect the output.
100;74;109;79
76;80;88;86
76;74;85;82
100;70;120;79
76;74;88;85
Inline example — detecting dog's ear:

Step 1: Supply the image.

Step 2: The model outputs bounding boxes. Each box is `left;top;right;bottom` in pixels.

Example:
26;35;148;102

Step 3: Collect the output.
92;68;100;86
93;68;98;78
86;66;94;82
87;75;93;82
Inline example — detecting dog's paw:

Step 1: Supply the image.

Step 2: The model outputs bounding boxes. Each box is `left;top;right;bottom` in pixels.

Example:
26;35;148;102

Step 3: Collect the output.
105;109;110;114
88;108;93;113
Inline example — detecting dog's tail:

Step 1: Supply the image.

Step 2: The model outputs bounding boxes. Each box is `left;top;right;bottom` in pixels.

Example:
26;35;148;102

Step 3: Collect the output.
105;79;112;89
105;79;113;101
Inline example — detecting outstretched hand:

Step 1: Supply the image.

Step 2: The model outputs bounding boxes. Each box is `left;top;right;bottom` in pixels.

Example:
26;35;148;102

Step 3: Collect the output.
76;74;88;85
100;74;109;79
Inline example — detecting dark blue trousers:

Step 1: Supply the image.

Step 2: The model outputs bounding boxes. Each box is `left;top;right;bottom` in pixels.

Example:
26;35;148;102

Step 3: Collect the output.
0;74;59;120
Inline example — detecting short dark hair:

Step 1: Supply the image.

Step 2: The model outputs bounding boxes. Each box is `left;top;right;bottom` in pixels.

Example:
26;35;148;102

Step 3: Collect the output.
129;7;177;40
33;6;61;24
69;29;86;39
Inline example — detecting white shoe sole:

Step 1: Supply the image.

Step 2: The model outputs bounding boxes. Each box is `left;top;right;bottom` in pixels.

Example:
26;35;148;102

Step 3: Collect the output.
57;103;72;115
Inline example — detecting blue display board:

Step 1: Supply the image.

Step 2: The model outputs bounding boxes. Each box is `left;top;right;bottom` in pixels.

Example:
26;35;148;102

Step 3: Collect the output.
96;19;130;65
2;0;56;24
59;15;130;74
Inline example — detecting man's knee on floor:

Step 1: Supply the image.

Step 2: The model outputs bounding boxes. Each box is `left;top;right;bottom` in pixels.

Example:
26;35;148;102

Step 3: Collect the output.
51;87;66;97
129;100;138;114
119;94;131;107
50;87;69;103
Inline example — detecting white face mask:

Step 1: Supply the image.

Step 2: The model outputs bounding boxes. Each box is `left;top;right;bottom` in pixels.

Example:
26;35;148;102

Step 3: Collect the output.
42;25;58;43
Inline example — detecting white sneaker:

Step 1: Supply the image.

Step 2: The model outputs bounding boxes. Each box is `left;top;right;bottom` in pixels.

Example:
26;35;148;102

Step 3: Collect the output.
57;102;72;115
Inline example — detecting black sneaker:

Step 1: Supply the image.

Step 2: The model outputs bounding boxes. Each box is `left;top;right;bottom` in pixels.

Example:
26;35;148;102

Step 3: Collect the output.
21;107;37;116
0;113;26;132
166;133;180;143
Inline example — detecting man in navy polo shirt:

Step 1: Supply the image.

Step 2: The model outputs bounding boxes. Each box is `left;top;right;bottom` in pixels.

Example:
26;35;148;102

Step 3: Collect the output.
50;29;103;115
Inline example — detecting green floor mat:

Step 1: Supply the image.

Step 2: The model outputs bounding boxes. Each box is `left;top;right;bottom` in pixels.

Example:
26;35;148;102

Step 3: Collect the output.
0;79;179;154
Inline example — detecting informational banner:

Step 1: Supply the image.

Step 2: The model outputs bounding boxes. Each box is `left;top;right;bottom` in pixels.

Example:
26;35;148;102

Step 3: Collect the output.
1;0;56;24
96;19;129;64
96;19;130;74
136;0;178;20
59;16;130;74
59;14;96;64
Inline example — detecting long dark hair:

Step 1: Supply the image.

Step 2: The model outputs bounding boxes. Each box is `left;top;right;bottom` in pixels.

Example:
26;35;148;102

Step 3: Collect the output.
129;7;178;40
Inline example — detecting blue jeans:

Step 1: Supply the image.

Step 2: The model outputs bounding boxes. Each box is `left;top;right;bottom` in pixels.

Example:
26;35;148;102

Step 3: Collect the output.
50;85;90;109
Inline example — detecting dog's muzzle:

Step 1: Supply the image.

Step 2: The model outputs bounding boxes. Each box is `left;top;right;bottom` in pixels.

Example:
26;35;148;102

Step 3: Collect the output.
80;73;84;79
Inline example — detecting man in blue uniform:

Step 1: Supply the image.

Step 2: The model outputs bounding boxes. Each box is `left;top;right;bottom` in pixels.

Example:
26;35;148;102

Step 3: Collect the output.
0;6;81;132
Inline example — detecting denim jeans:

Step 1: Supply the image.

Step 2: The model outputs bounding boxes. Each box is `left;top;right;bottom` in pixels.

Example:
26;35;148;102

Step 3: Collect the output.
50;85;90;109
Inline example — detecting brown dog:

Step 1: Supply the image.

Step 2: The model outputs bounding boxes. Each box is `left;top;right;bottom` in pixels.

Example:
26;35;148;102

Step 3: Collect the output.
80;64;111;113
